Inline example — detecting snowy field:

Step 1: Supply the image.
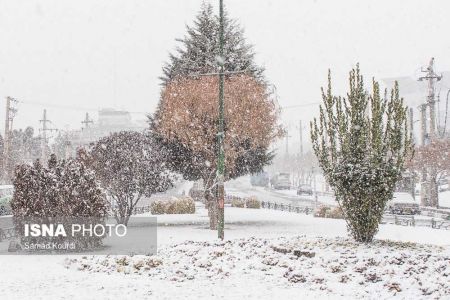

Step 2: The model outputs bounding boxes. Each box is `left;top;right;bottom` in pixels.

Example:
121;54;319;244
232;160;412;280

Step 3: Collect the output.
0;205;449;300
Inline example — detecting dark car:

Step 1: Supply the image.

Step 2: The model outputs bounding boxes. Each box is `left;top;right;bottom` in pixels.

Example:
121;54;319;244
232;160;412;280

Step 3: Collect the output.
297;184;313;196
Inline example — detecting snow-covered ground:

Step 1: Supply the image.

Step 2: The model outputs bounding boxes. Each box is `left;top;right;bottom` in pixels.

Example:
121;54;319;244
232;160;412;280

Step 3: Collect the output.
67;236;450;299
0;204;449;300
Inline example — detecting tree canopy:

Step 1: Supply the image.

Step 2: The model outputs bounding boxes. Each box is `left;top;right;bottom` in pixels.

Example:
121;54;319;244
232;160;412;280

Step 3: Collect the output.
160;2;264;85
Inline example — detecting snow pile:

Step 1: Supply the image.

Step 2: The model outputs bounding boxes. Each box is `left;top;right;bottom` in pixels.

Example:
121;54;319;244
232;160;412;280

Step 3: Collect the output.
66;236;450;299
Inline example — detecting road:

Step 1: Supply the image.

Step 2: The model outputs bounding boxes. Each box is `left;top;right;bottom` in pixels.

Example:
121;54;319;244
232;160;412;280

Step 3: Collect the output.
225;177;334;207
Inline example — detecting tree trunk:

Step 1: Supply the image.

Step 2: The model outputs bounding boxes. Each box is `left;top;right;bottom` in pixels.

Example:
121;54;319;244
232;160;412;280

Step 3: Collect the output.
204;181;218;230
429;173;439;208
208;198;218;230
420;182;429;206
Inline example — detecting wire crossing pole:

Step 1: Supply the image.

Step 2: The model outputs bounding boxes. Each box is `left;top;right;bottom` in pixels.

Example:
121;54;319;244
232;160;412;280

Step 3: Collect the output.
39;109;57;164
3;96;18;183
217;0;225;240
418;58;442;207
3;97;11;183
419;57;442;140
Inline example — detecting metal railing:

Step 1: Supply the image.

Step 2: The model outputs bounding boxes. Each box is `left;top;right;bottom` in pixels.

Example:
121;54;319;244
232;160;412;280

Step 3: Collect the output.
382;214;450;230
260;200;450;231
132;206;152;215
260;201;313;215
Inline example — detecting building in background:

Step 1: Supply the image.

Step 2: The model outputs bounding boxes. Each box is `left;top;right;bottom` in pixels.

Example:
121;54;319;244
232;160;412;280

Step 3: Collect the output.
63;108;147;157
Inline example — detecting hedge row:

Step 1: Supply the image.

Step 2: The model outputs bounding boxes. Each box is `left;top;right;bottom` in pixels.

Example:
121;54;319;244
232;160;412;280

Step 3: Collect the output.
231;196;261;209
314;205;344;219
150;196;195;215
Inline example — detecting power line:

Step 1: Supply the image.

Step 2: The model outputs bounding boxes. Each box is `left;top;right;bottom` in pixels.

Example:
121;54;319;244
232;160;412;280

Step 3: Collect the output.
81;112;94;130
39;109;57;163
17;99;148;115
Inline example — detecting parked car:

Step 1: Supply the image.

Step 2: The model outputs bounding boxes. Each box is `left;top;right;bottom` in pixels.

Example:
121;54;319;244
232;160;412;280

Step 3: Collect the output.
297;184;313;196
250;172;270;187
386;192;420;215
270;173;291;190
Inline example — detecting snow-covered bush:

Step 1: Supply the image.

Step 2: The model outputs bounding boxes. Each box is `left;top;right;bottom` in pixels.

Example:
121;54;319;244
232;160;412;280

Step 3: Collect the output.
314;206;344;219
231;198;245;208
150;196;195;215
149;199;167;215
11;155;108;250
314;206;330;218
311;65;412;242
245;197;261;209
81;131;174;225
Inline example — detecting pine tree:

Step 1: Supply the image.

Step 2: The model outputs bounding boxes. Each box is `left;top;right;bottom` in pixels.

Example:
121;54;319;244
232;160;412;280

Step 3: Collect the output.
160;2;263;85
311;65;412;243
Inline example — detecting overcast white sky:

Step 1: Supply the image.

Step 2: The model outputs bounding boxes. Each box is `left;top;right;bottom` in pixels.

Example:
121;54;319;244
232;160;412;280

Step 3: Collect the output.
1;0;450;149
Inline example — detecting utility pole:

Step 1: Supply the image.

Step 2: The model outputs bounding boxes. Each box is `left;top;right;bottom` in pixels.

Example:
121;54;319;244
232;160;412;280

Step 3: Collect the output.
2;97;18;183
419;104;428;205
217;0;225;240
185;0;246;239
419;58;442;140
418;58;442;207
81;112;93;130
39;109;56;164
419;104;427;147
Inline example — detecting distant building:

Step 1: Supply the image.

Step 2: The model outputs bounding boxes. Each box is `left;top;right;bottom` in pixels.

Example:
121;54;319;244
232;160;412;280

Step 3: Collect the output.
66;108;147;156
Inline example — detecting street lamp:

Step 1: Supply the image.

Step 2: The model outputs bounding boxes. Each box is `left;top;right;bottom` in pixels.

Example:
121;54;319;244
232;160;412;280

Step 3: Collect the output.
217;0;225;240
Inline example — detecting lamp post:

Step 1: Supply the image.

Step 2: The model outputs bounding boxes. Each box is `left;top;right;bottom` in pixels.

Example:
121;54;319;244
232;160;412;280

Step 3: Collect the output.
217;0;225;240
